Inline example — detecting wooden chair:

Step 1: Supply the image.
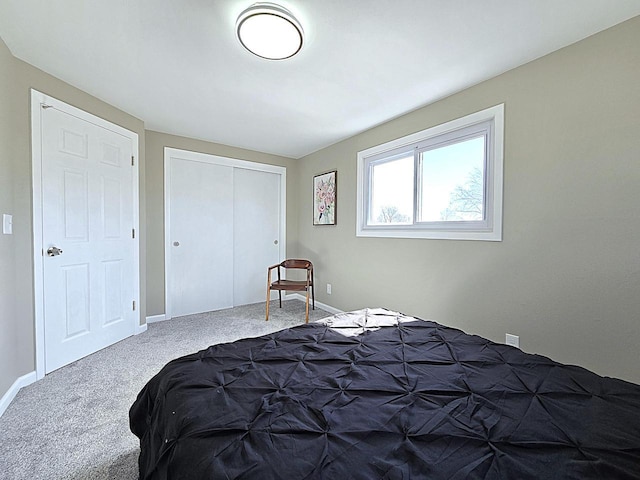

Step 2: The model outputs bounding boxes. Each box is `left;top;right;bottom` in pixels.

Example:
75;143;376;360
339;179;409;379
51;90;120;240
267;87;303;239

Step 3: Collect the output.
266;259;314;323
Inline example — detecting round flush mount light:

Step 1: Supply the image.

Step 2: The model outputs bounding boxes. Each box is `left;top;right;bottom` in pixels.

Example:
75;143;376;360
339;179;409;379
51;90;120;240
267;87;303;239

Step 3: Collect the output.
236;3;304;60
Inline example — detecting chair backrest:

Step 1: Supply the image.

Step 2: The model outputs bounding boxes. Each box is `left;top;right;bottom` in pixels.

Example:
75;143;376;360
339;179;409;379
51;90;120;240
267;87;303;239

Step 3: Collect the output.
281;259;312;270
279;259;313;284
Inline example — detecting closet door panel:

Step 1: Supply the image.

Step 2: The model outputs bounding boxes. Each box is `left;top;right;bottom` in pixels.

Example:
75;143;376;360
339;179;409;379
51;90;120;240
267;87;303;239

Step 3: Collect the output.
169;158;234;316
233;168;281;306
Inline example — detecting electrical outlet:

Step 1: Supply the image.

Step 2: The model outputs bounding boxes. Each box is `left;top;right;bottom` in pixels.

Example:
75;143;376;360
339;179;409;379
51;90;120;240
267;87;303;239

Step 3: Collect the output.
505;333;520;348
326;283;332;295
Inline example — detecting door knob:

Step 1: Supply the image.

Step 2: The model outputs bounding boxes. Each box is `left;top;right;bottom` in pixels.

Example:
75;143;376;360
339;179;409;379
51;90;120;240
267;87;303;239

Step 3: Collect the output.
274;240;278;245
173;241;180;247
47;246;63;257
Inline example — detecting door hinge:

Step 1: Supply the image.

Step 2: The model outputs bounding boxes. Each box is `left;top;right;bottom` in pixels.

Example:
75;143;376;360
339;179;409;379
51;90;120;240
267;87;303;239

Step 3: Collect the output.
133;300;136;311
42;104;53;109
131;155;135;166
132;228;135;239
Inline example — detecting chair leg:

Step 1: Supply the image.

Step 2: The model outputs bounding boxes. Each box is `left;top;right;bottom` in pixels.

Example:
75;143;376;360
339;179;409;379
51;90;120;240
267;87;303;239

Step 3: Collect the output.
305;289;310;323
278;290;282;308
266;287;270;321
312;284;315;310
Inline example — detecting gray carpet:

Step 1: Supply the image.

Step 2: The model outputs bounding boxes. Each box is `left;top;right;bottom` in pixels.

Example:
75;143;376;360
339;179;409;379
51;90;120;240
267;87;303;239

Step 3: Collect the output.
0;300;330;479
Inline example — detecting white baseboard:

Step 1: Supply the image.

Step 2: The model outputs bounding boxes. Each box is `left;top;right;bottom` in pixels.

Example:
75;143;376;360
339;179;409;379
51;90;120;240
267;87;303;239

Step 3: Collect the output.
135;322;148;334
0;371;37;418
146;314;167;324
145;302;339;326
285;294;343;316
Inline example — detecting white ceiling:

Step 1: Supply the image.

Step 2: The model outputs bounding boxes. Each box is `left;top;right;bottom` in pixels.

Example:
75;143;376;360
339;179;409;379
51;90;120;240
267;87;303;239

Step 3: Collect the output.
1;1;639;159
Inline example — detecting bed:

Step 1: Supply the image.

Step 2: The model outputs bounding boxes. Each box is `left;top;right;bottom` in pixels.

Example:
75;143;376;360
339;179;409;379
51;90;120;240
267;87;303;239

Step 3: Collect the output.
130;308;640;479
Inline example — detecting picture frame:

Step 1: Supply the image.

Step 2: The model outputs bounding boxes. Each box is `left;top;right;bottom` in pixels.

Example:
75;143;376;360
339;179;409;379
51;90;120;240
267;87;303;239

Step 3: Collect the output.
313;170;337;225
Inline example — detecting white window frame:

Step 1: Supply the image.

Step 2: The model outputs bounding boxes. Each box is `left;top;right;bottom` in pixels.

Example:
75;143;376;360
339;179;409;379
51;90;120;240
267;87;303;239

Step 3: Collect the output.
356;104;504;241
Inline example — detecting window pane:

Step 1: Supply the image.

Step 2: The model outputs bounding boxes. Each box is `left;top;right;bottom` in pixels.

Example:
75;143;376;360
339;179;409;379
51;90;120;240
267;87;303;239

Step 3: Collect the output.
369;155;413;225
418;136;485;222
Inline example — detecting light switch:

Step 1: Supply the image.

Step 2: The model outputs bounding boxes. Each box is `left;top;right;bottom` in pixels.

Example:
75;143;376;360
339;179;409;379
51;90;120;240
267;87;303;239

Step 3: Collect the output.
3;214;12;234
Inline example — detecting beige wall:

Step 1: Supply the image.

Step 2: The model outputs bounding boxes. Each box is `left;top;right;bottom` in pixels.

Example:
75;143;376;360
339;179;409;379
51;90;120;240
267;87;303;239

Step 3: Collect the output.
0;36;146;398
297;17;640;384
144;131;298;316
0;35;20;397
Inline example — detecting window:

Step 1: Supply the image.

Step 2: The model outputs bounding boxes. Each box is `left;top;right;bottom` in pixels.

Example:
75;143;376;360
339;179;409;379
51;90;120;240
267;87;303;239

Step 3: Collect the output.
356;104;504;241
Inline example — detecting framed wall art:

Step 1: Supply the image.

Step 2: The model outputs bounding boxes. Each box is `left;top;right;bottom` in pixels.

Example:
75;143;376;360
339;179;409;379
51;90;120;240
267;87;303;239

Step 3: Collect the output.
313;170;337;225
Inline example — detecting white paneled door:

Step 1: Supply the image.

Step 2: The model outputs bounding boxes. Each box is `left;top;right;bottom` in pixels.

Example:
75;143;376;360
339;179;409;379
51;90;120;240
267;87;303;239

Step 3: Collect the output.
38;101;137;373
166;149;285;318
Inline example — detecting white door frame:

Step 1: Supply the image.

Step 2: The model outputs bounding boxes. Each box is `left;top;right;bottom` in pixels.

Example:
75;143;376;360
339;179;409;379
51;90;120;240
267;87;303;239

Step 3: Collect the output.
31;89;140;380
164;147;286;320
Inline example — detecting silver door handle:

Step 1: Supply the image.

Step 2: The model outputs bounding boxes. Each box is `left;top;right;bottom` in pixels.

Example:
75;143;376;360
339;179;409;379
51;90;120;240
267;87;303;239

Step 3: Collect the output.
47;246;63;257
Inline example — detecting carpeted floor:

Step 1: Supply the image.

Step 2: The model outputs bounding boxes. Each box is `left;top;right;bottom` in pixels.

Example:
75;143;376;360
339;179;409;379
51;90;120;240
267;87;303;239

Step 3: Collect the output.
0;300;330;479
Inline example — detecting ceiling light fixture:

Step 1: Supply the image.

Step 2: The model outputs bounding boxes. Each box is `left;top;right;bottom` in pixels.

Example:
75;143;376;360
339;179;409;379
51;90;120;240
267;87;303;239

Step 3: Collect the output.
236;3;304;60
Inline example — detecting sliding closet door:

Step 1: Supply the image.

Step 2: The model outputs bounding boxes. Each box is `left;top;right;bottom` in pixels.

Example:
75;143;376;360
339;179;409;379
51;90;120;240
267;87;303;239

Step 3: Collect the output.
165;148;286;319
233;168;281;306
169;158;234;317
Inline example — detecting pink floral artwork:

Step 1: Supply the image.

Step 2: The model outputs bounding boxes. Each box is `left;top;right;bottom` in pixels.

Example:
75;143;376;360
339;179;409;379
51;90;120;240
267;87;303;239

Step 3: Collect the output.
313;171;337;225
